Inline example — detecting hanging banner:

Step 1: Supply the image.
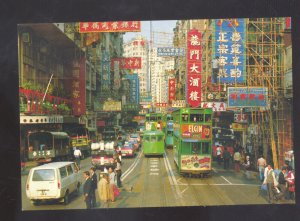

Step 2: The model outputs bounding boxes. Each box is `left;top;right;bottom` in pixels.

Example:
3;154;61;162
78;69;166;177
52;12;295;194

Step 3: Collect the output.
213;19;246;83
201;102;227;111
124;74;140;104
227;87;268;107
111;57;141;69
113;61;121;90
168;78;176;104
71;58;86;116
79;21;141;33
187;29;202;107
101;51;111;92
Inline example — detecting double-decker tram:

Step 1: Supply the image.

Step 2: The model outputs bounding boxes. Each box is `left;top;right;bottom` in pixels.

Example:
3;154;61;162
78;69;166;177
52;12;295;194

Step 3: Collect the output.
165;116;174;148
145;113;163;131
27;131;72;164
173;108;213;177
142;130;165;156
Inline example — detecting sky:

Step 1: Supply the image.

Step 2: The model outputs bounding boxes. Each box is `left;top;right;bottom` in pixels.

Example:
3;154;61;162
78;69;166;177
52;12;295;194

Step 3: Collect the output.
123;20;178;47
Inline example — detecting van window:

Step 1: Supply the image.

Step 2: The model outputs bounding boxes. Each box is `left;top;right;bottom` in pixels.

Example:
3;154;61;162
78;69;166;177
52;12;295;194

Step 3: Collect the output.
32;169;55;181
67;165;73;175
59;167;67;179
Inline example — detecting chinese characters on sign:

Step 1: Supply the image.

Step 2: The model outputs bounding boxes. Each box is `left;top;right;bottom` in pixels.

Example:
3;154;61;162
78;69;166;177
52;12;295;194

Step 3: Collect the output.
155;103;167;107
103;101;122;112
71;58;86;116
124;74;140;104
168;78;176;104
201;102;227;111
113;61;121;90
101;52;111;92
213;19;246;83
187;29;202;107
227;87;268;107
111;57;142;69
234;113;248;123
181;124;211;139
157;47;185;57
171;100;186;108
79;21;141;33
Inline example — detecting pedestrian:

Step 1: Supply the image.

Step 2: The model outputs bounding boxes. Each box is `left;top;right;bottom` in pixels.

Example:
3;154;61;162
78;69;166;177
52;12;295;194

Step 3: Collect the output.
263;164;278;204
73;147;82;168
216;145;222;165
223;147;231;169
98;173;110;208
212;56;219;83
108;167;116;202
233;150;241;172
286;166;295;200
89;167;97;208
277;167;287;200
243;155;251;170
83;171;93;209
114;156;122;188
257;155;267;181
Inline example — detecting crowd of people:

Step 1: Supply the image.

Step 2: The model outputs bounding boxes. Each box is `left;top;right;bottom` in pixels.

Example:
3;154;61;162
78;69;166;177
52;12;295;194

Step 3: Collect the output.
82;154;123;209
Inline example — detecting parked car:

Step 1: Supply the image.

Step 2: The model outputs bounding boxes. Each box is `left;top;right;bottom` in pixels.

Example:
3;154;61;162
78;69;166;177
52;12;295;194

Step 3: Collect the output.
26;161;81;205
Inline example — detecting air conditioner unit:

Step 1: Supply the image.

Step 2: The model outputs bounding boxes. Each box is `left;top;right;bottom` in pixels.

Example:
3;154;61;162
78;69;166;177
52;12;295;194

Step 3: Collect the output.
22;33;30;43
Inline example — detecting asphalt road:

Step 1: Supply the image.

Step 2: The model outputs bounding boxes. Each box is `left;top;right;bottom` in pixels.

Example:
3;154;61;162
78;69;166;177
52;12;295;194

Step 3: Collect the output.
21;149;295;210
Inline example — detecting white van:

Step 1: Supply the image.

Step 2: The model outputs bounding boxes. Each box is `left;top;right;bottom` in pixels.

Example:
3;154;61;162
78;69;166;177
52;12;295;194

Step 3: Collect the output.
26;161;81;205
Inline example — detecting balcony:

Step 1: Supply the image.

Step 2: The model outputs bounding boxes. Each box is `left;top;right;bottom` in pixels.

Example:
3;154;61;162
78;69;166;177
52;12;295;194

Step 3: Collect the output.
19;87;72;115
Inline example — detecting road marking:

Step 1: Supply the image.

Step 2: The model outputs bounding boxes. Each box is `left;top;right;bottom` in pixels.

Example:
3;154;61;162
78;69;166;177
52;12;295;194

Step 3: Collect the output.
181;186;189;194
150;168;160;172
171;183;260;186
212;168;218;173
221;176;232;184
121;150;143;181
150;165;158;168
149;173;159;176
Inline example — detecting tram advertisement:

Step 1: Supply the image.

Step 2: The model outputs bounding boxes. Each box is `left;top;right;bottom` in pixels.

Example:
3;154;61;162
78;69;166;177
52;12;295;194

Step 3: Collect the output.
181;124;211;139
181;155;211;170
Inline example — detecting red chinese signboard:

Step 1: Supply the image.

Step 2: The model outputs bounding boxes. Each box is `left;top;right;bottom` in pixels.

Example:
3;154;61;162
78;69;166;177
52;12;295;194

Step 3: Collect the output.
71;58;86;116
111;57;142;69
187;29;202;107
79;21;141;33
168;78;176;104
181;124;211;139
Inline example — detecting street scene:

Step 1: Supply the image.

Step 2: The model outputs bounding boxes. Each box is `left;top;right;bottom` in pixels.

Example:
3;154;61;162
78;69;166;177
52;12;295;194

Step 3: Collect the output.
19;18;294;210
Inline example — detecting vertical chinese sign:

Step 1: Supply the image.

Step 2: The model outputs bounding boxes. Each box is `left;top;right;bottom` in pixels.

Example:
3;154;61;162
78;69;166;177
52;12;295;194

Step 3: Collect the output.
101;51;110;92
213;18;246;83
187;29;202;108
168;78;176;104
125;74;140;104
71;58;86;116
113;60;121;91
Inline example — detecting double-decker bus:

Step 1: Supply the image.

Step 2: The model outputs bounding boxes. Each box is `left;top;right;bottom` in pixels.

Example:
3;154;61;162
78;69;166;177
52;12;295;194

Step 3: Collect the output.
145;113;163;131
142;130;165;156
173;108;213;177
27;131;72;164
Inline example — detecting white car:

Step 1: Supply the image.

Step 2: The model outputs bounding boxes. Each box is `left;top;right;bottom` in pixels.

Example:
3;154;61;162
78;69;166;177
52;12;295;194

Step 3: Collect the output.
26;161;81;205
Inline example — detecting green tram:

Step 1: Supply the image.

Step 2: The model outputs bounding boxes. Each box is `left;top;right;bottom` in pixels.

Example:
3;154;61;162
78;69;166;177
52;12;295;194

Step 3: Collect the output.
142;130;165;156
165;118;174;148
145;113;163;131
173;108;213;177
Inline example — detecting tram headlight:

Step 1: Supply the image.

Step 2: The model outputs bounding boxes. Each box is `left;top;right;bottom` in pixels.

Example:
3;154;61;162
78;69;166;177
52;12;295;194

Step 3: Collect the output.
33;151;37;157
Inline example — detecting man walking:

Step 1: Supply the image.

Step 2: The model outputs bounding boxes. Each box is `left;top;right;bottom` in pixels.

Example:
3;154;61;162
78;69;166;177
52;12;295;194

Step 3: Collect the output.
257;155;267;181
83;171;92;209
263;164;278;204
89;167;98;208
223;147;231;169
216;145;222;165
74;147;82;168
277;167;287;200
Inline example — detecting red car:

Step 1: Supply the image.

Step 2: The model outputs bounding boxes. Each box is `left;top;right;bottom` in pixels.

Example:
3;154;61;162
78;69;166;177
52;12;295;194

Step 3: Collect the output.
120;142;135;157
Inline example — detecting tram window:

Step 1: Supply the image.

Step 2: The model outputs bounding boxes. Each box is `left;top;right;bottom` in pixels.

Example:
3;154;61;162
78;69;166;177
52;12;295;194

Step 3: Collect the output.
54;139;62;150
182;114;189;122
181;142;190;154
190;114;204;122
167;131;173;136
205;114;212;122
158;116;162;121
202;142;210;154
151;136;156;142
144;136;150;142
157;135;163;142
192;143;201;154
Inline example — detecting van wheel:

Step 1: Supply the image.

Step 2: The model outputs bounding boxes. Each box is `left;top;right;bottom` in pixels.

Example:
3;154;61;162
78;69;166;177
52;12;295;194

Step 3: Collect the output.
64;191;69;205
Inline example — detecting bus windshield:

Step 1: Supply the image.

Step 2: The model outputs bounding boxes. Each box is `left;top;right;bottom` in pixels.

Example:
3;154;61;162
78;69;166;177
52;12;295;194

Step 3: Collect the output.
28;133;52;151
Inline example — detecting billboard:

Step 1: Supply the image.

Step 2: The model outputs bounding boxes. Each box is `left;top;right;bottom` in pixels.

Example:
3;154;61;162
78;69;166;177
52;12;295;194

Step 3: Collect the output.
100;51;111;91
157;47;185;56
111;57;142;69
227;87;268;107
103;101;122;112
168;78;176;104
213;19;246;83
79;21;141;33
187;29;202;108
201;102;227;111
124;74;140;104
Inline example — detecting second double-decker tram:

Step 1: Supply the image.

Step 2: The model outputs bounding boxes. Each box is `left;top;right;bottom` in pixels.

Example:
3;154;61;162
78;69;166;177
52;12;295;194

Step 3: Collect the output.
165;118;174;148
145;113;163;131
142;130;165;156
173;108;213;177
